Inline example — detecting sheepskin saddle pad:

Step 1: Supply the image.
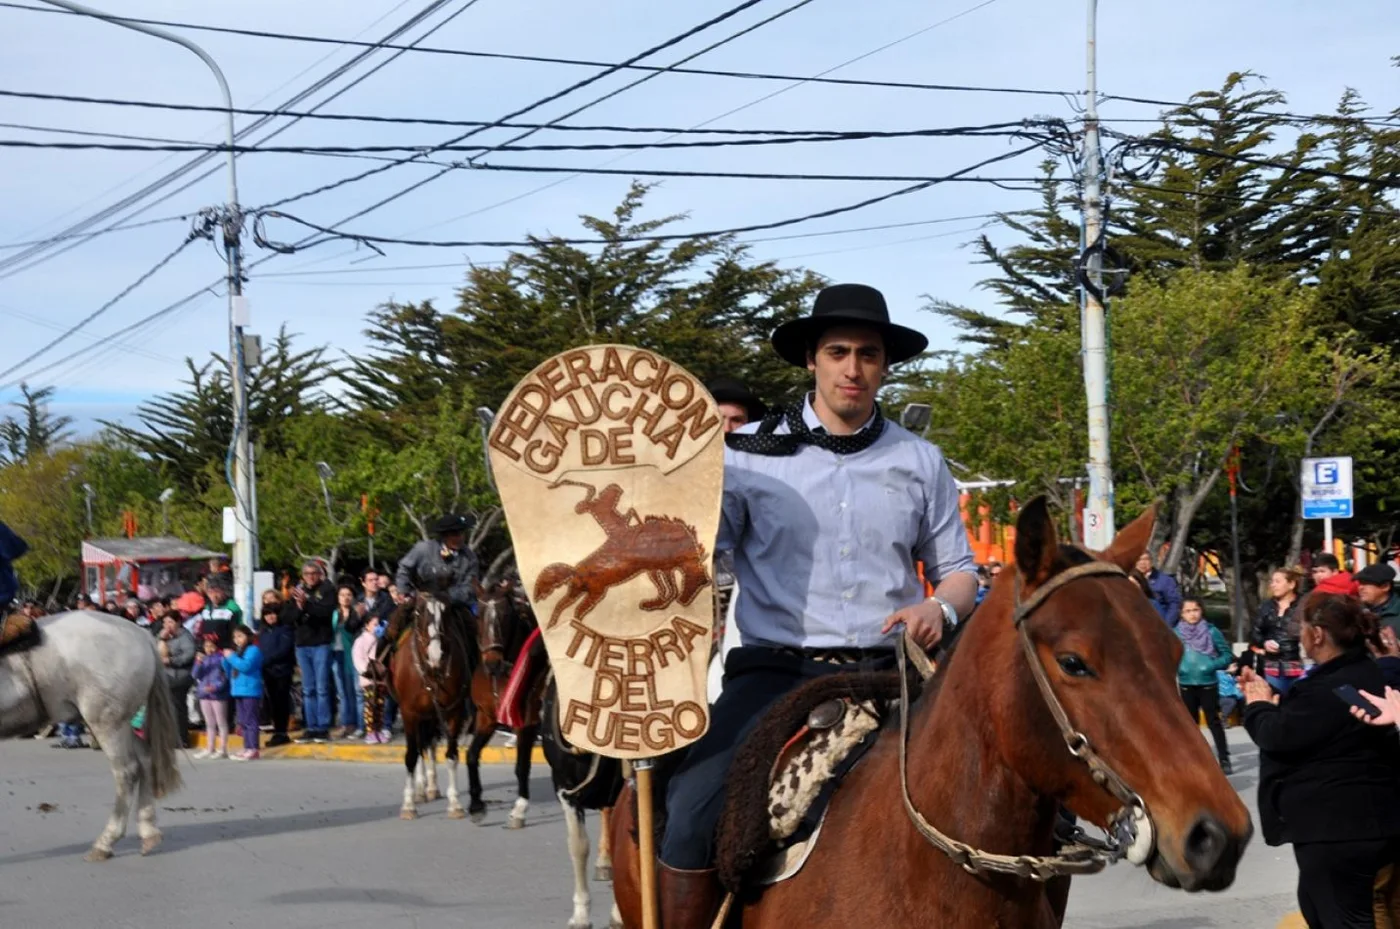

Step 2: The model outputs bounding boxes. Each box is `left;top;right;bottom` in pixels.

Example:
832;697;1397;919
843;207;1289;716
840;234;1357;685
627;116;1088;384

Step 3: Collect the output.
715;669;908;892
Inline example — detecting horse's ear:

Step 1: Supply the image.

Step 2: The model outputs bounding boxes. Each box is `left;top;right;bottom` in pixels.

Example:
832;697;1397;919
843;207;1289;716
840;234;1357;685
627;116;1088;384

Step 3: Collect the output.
1014;496;1060;587
1099;504;1158;573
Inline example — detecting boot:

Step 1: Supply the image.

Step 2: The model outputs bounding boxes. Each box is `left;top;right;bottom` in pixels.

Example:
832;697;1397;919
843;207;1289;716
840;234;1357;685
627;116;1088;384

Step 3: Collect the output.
660;864;721;929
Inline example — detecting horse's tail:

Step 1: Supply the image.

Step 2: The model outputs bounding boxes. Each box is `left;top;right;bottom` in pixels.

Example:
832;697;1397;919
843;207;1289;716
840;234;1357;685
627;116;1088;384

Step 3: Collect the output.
534;563;575;601
142;661;185;798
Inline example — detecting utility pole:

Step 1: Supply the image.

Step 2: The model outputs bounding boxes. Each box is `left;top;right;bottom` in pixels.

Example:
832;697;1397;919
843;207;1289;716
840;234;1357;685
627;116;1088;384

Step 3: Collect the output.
36;0;260;621
1079;0;1115;550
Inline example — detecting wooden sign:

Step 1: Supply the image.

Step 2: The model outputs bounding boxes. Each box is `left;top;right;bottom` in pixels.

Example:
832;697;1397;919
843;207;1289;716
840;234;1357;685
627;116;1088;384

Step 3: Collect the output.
488;345;724;759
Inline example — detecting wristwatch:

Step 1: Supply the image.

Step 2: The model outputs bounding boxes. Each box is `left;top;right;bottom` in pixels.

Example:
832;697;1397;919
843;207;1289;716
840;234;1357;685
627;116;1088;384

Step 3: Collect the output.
930;595;958;627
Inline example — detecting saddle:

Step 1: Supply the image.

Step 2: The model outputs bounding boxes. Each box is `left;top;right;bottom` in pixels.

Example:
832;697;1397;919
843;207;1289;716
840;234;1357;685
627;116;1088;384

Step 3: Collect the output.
0;612;40;656
714;669;911;894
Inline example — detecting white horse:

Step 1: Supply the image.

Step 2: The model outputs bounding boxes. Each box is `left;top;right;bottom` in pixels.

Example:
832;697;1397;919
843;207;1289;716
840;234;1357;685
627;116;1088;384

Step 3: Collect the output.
0;610;184;860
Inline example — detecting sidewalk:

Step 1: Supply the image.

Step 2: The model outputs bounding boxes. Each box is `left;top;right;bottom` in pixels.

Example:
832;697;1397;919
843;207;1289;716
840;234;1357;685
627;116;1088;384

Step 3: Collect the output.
189;729;543;764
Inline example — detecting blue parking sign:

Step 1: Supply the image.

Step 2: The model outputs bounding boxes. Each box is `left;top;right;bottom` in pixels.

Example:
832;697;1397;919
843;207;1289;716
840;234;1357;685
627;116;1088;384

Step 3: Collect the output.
1302;456;1353;520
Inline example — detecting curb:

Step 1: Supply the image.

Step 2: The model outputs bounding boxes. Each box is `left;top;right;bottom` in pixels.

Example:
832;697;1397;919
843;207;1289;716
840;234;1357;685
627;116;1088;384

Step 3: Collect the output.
189;731;543;765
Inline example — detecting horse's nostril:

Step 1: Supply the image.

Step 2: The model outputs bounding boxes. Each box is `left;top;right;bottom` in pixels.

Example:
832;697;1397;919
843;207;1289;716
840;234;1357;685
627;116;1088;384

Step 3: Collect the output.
1183;814;1229;874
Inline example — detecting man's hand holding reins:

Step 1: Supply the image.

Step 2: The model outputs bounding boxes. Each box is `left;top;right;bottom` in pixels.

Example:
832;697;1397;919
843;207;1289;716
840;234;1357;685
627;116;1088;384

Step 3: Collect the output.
883;599;946;650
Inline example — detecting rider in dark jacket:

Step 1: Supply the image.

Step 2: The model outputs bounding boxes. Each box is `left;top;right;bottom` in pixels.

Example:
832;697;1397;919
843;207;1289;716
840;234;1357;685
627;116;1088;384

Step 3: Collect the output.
0;520;28;614
379;514;479;661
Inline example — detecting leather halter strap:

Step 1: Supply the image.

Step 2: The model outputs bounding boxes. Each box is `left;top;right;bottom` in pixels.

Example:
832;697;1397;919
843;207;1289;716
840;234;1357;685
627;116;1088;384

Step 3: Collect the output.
896;559;1148;881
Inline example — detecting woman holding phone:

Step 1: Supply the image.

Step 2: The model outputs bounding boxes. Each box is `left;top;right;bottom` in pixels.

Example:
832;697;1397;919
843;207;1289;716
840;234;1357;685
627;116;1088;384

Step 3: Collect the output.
1241;593;1400;928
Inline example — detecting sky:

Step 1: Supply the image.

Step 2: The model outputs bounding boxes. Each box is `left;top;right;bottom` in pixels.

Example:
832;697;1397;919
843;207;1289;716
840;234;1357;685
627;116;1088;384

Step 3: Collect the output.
0;0;1395;434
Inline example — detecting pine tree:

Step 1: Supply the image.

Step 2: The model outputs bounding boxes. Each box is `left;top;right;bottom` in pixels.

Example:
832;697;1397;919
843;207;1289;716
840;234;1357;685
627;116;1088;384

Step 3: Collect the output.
0;382;73;464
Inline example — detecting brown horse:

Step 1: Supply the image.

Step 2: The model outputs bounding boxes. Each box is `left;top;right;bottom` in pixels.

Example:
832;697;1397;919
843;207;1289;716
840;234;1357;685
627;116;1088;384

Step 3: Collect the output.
466;579;545;828
609;498;1253;927
388;590;475;820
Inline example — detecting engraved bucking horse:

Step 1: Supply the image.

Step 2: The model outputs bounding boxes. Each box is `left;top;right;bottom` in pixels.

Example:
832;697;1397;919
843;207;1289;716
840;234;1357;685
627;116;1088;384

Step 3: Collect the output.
534;481;711;629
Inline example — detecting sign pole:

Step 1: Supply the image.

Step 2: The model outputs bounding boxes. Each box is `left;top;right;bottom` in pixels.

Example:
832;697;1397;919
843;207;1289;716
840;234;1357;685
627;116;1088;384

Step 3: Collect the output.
1324;517;1334;555
634;758;661;929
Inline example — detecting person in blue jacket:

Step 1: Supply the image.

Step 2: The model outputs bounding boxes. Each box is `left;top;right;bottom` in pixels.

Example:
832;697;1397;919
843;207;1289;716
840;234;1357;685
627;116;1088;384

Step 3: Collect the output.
224;625;264;760
1136;550;1183;627
0;519;29;616
1177;597;1235;773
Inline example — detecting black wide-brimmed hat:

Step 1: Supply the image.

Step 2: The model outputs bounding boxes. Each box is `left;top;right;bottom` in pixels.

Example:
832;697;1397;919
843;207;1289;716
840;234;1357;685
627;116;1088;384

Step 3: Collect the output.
770;283;929;368
431;513;474;538
706;377;767;423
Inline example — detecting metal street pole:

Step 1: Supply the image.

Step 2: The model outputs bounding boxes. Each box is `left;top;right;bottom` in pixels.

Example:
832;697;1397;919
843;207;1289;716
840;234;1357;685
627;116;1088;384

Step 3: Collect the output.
1080;0;1115;550
38;0;259;621
1226;448;1246;644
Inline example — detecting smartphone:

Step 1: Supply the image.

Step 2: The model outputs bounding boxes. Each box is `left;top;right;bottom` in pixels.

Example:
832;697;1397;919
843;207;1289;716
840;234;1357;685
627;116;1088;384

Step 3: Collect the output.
1335;684;1382;719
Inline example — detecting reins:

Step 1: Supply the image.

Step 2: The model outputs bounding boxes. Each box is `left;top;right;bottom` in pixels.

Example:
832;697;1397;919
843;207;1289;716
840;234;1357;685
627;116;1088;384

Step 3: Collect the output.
895;560;1154;881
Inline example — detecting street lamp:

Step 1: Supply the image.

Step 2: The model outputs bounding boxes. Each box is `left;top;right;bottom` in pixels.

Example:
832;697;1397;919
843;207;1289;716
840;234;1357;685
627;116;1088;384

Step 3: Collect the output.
315;461;335;521
158;487;174;535
900;402;932;435
36;0;259;624
81;482;94;534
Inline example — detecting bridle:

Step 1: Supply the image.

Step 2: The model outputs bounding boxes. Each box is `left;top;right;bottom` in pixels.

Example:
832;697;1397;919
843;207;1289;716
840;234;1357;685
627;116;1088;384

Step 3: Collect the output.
895;560;1155;881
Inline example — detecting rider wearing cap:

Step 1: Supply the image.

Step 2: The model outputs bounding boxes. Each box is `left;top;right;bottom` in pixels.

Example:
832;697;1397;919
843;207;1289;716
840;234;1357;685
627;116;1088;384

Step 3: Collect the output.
379;514;481;662
0;519;28;619
658;284;978;929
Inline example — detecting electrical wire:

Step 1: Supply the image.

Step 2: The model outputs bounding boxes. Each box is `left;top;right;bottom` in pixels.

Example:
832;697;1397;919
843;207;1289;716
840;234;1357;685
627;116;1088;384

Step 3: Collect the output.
255;0;807;214
0;120;1062;155
251;141;1049;253
410;0;1017;230
0;219;213;388
1108;130;1400;189
0;0;1080;101
0;213;189;249
0;89;1050;137
0;0;476;279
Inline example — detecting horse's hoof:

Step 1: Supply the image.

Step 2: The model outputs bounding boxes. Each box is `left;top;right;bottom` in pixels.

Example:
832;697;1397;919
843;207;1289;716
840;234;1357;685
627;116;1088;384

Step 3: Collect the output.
84;847;112;862
447;807;467;820
400;809;418;821
567;921;591;929
140;834;162;856
506;815;525;830
594;864;613;882
470;809;486;824
425;788;440;802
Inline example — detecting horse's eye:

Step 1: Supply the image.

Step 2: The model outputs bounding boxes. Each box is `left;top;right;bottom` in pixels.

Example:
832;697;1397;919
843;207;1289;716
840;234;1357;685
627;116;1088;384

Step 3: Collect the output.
1057;654;1094;678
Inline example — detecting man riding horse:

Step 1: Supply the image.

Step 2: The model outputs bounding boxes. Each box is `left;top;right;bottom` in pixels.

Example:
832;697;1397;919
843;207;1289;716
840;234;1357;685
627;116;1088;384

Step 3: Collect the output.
659;283;979;929
378;514;480;667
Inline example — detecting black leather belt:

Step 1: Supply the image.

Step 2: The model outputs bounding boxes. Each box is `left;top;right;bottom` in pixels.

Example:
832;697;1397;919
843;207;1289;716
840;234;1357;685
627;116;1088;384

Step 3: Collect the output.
776;646;894;666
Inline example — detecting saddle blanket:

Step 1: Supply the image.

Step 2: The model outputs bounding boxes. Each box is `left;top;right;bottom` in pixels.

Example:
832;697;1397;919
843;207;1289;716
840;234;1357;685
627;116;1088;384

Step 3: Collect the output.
0;613;40;656
767;697;882;841
498;626;542;730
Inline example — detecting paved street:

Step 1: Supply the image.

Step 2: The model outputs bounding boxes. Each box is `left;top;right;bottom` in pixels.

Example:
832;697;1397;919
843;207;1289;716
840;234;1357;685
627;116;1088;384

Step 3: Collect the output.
0;728;1293;929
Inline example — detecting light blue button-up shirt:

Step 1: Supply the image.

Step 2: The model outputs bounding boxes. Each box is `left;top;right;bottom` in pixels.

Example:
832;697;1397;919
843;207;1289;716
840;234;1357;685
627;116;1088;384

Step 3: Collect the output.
717;397;976;650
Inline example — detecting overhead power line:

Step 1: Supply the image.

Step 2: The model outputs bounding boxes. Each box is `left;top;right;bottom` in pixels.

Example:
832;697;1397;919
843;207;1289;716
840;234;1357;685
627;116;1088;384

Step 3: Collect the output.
0;0;478;280
0;119;1059;155
0;213;189;249
1108;131;1400;189
256;0;814;214
0;218;212;388
2;0;1077;100
251;141;1048;253
0;88;1046;137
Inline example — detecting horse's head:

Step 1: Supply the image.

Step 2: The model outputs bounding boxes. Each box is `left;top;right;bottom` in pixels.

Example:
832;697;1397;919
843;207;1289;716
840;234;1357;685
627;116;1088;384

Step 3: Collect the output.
473;579;517;675
412;592;447;668
985;497;1251;892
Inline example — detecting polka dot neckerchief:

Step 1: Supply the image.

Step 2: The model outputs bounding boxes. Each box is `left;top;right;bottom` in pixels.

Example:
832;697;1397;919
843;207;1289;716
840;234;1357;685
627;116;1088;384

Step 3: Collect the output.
724;400;886;457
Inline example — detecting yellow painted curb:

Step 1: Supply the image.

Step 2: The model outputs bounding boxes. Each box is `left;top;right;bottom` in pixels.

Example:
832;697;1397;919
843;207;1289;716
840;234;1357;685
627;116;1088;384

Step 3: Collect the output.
1275;914;1306;929
190;731;544;765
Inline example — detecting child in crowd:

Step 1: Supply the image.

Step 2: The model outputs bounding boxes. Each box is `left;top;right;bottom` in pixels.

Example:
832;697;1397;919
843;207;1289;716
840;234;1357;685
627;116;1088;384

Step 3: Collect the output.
352;616;386;744
192;635;231;760
258;602;297;747
224;625;264;761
